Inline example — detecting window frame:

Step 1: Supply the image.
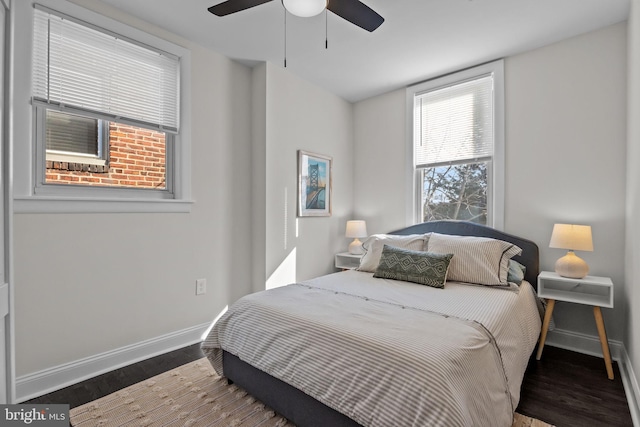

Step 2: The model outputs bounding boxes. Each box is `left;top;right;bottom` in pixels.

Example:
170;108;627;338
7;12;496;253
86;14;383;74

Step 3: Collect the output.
34;103;175;199
13;0;192;213
405;60;505;229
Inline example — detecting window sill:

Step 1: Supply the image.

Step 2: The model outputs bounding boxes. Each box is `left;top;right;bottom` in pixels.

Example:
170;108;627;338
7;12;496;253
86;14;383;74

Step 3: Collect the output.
14;196;194;214
46;154;107;167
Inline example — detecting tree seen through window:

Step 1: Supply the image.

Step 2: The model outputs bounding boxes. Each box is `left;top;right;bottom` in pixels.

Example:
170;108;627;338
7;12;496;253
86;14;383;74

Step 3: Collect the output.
421;162;487;224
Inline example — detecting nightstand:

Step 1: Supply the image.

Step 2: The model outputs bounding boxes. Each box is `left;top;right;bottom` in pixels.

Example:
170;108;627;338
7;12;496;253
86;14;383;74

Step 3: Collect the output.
335;252;363;270
536;271;614;379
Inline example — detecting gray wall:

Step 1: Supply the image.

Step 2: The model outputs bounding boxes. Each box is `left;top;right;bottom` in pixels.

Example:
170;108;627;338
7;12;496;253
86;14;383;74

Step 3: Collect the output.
354;23;628;344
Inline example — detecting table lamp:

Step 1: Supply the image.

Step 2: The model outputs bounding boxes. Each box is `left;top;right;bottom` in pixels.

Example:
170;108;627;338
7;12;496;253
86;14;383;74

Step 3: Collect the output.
549;223;593;279
346;220;367;255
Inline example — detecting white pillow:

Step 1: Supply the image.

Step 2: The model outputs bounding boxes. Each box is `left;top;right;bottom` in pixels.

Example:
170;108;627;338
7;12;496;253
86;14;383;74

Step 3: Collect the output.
357;233;429;272
426;233;522;286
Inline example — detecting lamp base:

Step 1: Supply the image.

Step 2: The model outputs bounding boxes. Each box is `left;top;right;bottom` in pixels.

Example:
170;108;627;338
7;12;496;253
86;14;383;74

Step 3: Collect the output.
555;251;589;279
348;238;364;255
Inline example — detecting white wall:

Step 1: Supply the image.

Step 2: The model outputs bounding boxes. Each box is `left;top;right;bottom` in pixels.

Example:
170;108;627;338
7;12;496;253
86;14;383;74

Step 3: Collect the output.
13;1;253;376
251;64;268;294
13;0;356;383
625;0;640;400
258;63;355;289
505;23;627;342
354;23;628;344
353;89;408;235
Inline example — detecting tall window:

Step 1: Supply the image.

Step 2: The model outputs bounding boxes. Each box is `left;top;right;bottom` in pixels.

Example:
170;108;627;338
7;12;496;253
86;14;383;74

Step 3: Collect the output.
408;61;504;228
31;5;179;197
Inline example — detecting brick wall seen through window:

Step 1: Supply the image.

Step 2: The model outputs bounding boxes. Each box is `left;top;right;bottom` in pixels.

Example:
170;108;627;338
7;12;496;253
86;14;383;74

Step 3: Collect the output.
46;123;166;189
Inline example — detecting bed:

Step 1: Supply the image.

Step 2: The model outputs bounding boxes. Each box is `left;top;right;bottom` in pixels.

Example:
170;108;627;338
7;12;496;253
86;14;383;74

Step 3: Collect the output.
201;220;542;427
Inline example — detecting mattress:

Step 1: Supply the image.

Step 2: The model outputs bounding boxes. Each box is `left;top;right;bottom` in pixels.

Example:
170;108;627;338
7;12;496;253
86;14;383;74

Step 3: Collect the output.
202;270;542;427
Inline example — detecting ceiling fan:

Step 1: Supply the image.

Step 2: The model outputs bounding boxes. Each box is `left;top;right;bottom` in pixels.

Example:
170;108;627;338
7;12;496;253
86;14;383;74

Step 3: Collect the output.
208;0;384;32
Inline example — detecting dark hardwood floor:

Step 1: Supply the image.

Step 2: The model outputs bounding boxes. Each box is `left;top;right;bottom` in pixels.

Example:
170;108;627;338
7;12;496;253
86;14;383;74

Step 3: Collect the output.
27;344;633;426
517;345;633;427
26;344;205;409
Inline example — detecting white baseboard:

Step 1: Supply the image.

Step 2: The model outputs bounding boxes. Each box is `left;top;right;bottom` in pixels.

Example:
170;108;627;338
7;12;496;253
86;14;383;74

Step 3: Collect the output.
15;322;210;403
545;328;623;360
546;328;639;427
617;346;640;427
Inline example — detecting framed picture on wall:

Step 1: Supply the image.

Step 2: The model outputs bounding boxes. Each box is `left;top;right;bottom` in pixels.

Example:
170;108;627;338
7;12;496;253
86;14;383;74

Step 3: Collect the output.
297;150;332;217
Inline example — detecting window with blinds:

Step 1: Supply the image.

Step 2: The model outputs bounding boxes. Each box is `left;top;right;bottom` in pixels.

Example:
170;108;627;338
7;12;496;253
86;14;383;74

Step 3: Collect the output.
408;62;503;227
30;4;181;194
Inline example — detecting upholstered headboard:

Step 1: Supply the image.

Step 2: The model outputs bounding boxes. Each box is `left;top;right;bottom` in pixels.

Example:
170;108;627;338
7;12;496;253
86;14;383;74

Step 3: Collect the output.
389;220;540;286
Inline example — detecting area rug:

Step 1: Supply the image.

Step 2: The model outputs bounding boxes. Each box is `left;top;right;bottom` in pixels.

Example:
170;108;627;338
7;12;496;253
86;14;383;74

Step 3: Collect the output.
70;358;554;427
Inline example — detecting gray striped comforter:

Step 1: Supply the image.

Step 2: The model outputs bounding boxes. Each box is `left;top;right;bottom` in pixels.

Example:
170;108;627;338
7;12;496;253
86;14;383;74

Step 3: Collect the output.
202;270;541;427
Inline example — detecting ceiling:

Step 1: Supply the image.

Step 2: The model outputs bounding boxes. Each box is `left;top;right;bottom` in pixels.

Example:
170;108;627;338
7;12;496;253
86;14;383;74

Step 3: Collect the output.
97;0;629;102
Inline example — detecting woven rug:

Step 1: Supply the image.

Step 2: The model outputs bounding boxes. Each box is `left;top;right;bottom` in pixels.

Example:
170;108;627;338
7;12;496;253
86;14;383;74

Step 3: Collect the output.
70;358;554;427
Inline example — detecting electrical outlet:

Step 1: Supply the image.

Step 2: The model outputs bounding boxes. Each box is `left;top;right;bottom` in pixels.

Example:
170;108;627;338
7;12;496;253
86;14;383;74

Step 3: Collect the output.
196;278;207;295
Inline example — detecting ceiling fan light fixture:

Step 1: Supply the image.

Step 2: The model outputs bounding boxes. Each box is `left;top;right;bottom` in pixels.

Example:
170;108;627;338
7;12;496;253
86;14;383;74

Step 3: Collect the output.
282;0;327;17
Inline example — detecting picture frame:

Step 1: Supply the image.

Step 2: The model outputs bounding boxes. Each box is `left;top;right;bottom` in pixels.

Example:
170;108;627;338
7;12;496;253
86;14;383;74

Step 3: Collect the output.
297;150;332;217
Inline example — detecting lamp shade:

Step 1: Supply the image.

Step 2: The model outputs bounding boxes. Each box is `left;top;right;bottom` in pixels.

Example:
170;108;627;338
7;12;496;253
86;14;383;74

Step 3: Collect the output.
346;220;367;238
549;224;594;251
282;0;327;17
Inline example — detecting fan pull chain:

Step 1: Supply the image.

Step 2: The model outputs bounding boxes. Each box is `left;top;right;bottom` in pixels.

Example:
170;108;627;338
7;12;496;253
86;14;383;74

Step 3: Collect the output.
284;7;287;67
325;8;328;49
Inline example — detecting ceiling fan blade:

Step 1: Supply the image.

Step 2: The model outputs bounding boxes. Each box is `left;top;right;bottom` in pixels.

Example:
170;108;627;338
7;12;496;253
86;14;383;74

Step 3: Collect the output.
327;0;384;32
208;0;273;16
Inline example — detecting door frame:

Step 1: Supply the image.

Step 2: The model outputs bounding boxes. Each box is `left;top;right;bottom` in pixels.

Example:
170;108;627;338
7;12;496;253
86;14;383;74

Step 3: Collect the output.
1;0;14;404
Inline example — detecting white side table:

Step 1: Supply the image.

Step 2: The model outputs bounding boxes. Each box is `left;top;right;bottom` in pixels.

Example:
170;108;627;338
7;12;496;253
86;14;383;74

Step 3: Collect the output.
536;270;614;379
335;252;363;270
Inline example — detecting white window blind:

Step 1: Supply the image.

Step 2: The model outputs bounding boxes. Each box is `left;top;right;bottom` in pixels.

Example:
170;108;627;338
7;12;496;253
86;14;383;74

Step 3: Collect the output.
32;5;180;133
414;75;493;168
